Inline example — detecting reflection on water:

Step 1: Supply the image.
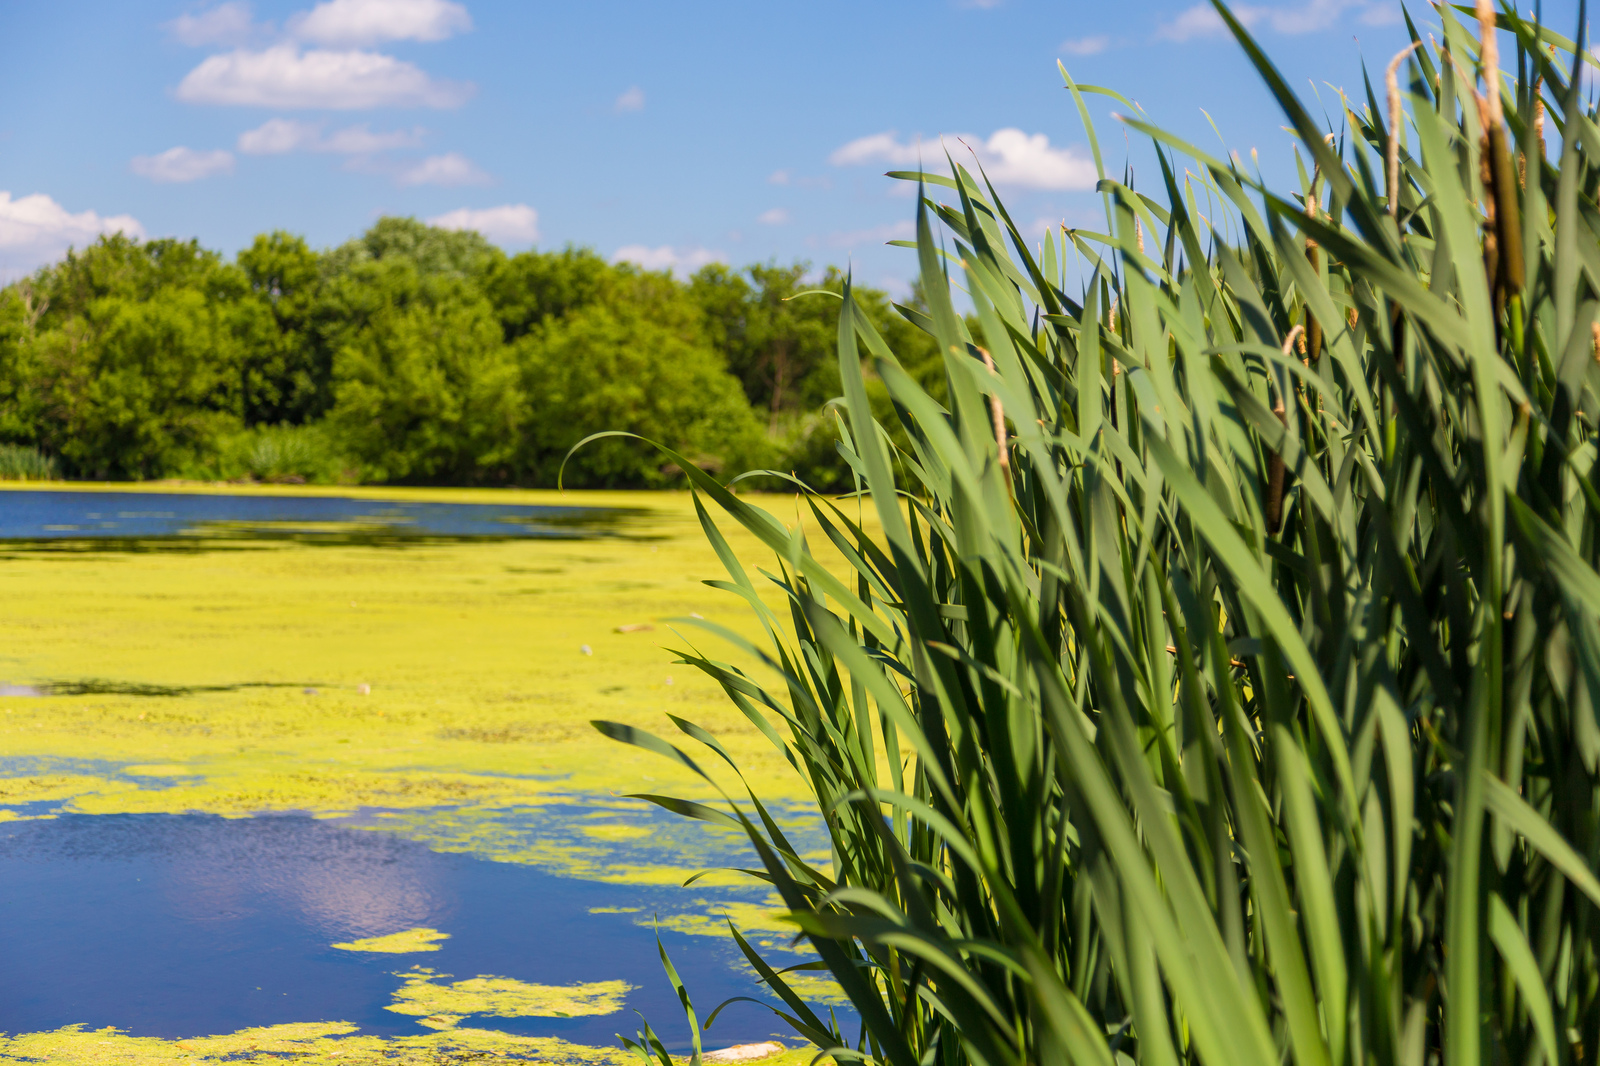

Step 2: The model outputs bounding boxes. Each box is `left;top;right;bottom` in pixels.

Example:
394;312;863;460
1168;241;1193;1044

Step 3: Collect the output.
0;489;639;547
0;813;812;1047
284;848;439;941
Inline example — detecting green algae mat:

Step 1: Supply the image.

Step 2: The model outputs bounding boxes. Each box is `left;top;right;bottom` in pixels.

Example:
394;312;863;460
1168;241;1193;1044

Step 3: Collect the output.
0;483;850;1064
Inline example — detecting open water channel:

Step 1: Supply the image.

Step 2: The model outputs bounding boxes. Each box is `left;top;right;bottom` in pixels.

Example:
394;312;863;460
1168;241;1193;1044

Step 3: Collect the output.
0;488;627;544
0;807;814;1048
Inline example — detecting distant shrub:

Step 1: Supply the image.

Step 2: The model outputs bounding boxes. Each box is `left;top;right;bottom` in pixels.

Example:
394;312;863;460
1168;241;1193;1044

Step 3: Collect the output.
189;424;356;484
0;444;57;481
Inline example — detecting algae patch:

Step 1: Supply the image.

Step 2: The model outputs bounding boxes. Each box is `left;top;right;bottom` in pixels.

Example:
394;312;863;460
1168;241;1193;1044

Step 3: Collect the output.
387;967;634;1029
0;774;132;806
332;927;450;953
0;1020;632;1064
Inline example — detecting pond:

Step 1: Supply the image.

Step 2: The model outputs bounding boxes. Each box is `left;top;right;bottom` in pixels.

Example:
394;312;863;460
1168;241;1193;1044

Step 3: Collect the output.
0;489;628;544
0;809;822;1052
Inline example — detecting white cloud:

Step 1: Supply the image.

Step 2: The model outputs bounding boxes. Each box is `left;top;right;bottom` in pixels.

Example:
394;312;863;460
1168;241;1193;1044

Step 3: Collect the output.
1061;34;1110;55
130;147;235;183
397;152;489;186
176;44;474;109
238;118;319;154
322;123;425;152
1027;216;1064;239
614;86;645;113
167;1;263;46
830;132;925;168
1247;0;1352;34
757;207;790;225
1157;4;1229;40
979;129;1098;189
766;168;831;189
1156;0;1385;40
428;204;539;245
822;220;915;249
612;245;726;276
830;129;1097;191
237;117;424;154
288;0;472;45
0;192;144;280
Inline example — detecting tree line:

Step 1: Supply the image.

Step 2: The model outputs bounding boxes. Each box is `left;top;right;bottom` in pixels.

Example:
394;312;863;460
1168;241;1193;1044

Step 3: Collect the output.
0;216;945;488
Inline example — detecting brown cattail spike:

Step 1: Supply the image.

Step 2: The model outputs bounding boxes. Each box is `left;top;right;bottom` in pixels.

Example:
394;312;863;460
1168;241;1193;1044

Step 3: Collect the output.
1304;173;1323;364
1534;88;1546;162
1387;41;1422;220
1477;0;1524;295
1265;325;1305;535
979;348;1010;481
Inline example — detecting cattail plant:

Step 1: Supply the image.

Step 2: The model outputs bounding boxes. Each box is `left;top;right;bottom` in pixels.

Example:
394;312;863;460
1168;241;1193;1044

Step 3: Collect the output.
592;3;1600;1064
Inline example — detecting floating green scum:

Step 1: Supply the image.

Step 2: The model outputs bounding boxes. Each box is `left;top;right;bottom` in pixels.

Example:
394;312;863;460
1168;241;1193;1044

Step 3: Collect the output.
0;484;857;1064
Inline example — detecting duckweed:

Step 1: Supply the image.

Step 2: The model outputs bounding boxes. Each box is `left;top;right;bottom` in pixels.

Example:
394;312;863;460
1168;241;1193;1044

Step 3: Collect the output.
385;968;633;1028
0;1023;826;1064
0;486;862;821
330;927;451;953
0;1021;631;1064
0;486;865;1062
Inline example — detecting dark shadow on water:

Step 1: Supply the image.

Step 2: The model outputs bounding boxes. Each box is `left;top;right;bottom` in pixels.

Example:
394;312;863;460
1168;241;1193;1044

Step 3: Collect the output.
0;812;814;1048
0;489;658;554
24;679;316;698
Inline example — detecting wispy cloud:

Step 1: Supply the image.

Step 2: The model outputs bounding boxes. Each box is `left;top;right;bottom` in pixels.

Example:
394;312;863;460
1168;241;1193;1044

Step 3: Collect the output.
757;208;790;225
819;220;915;249
767;169;831;190
0;192;143;280
614;86;645;113
831;129;1096;191
130;147;235;183
1157;5;1229;40
1060;34;1110;56
397;152;490;186
288;0;472;46
612;245;725;276
1157;0;1387;40
428;204;539;245
167;1;264;46
176;43;473;109
237;117;424;154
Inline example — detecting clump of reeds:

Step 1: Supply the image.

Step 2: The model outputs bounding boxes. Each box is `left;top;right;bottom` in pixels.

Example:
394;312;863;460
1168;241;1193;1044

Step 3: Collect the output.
598;4;1600;1064
0;443;58;481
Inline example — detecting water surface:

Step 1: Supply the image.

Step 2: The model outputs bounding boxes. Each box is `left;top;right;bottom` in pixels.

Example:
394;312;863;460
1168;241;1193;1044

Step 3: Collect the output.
0;812;806;1047
0;489;626;544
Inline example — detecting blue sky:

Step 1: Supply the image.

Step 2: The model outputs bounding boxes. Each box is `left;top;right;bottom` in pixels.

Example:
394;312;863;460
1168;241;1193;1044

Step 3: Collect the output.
0;0;1568;291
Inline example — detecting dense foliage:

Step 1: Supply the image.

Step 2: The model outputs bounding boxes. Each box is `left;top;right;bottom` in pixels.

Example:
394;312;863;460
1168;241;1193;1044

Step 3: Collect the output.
0;217;939;487
603;4;1600;1066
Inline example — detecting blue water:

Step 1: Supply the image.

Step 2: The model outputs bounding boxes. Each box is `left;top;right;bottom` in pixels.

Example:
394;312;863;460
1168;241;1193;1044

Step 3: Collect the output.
0;812;812;1047
0;489;627;543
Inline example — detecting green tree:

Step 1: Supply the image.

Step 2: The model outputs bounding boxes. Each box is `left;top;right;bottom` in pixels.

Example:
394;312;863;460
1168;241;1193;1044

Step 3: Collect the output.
323;216;502;281
515;302;767;487
481;245;616;343
692;262;837;428
10;236;263;478
55;286;249;478
327;261;522;483
237;231;328;424
0;282;46;446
